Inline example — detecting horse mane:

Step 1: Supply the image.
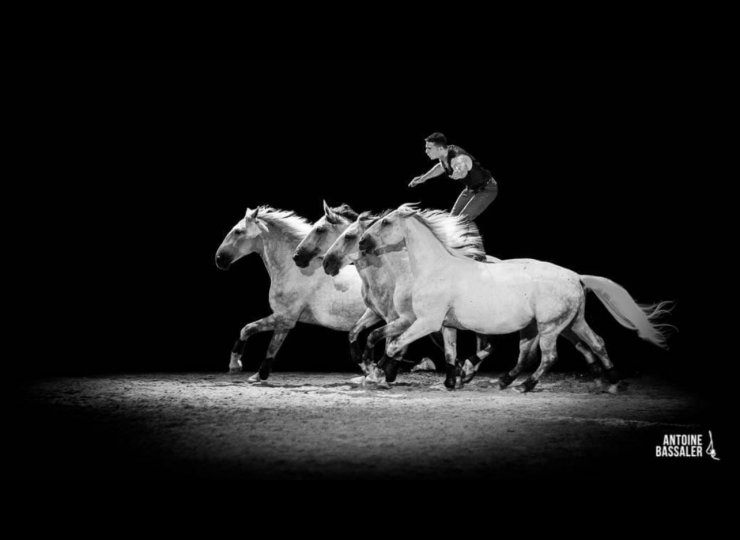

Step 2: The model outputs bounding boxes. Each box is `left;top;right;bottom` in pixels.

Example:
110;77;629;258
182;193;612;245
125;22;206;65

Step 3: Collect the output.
254;206;313;243
358;209;390;226
405;205;485;260
330;204;359;222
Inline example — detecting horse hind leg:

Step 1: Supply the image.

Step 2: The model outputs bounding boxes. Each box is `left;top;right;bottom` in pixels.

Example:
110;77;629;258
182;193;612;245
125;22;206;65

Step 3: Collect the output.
498;321;539;389
514;299;585;393
569;317;625;394
461;334;494;384
560;328;605;386
514;330;561;393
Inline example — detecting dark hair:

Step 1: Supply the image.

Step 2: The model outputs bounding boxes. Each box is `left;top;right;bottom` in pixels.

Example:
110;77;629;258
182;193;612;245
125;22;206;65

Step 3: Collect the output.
425;132;447;147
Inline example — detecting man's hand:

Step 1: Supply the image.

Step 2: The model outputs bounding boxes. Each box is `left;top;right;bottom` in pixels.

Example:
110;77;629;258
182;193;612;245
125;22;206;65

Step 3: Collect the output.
409;176;424;187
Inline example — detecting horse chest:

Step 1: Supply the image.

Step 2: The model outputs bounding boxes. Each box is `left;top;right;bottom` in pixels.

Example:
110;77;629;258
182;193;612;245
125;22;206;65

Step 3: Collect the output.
268;287;302;310
364;282;396;320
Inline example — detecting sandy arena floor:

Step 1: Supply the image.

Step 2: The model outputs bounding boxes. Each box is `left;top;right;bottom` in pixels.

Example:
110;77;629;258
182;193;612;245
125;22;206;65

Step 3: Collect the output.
12;369;728;494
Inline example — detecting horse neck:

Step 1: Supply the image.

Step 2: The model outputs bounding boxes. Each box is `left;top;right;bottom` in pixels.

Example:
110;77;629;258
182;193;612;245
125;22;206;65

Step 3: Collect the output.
257;230;300;281
403;218;453;277
354;251;405;293
380;250;411;280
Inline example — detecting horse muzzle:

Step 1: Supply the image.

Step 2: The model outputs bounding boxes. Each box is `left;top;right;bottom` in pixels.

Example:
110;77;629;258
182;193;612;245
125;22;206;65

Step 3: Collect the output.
358;237;375;255
292;249;313;268
215;251;233;270
322;254;341;277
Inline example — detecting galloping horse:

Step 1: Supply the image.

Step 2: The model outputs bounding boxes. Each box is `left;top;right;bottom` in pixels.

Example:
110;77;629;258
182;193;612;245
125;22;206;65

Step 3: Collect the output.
292;201;387;370
359;204;674;392
215;206;367;382
294;202;495;386
322;211;498;388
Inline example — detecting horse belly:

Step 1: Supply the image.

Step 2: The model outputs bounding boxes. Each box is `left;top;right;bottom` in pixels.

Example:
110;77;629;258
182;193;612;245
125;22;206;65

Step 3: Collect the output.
451;274;535;334
450;302;532;335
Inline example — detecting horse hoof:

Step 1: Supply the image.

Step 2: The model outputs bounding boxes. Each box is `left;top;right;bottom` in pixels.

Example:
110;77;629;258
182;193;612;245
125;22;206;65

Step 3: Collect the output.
384;360;399;383
431;383;450;392
229;354;242;374
349;376;366;386
377;380;391;390
247;373;261;384
497;373;515;389
513;384;529;393
364;365;382;384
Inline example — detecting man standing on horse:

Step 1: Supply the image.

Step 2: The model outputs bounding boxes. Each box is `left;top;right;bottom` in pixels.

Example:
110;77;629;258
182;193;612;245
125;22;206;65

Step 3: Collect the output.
409;132;498;221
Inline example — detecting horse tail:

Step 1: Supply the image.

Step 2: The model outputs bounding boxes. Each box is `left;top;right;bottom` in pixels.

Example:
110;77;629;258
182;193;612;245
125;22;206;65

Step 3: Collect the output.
580;275;676;350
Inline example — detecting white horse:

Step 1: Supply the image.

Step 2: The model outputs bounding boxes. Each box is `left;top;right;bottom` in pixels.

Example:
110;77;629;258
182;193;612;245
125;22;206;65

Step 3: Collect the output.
359;204;674;392
322;210;500;388
294;202;495;386
292;201;387;370
215;206;367;382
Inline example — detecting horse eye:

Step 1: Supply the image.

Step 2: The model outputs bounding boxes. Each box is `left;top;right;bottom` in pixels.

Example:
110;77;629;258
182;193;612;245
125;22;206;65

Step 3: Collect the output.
382;219;389;226
234;229;244;236
345;234;357;240
316;228;326;234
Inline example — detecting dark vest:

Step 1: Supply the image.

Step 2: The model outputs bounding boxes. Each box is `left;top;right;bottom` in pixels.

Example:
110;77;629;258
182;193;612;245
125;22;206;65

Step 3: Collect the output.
440;145;494;190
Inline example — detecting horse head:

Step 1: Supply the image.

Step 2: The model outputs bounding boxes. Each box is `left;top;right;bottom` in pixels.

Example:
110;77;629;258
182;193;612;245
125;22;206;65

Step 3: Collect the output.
215;207;270;270
359;205;413;255
292;200;357;268
322;213;377;276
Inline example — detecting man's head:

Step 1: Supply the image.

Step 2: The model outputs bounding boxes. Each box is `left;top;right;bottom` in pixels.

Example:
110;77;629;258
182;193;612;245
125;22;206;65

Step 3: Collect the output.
424;132;448;160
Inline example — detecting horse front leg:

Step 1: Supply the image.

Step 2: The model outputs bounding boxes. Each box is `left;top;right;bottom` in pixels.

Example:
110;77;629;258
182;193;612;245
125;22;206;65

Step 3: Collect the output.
385;317;442;376
249;329;291;383
440;327;462;390
349;308;382;370
363;317;413;386
229;313;289;373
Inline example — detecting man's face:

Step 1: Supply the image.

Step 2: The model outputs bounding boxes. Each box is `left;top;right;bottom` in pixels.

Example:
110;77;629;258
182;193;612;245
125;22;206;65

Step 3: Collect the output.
425;142;445;160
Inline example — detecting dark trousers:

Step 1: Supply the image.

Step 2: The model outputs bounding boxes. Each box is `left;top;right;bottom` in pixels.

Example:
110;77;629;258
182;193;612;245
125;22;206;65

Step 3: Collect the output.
451;179;498;220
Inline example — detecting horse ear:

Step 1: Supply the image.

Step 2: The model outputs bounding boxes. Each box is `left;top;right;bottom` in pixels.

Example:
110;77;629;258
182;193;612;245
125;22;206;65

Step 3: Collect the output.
324;200;339;224
252;208;260;219
323;200;335;219
256;219;269;233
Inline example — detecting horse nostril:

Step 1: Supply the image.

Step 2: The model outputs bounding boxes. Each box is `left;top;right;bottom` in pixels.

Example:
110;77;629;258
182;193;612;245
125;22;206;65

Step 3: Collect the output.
292;252;300;261
215;252;230;269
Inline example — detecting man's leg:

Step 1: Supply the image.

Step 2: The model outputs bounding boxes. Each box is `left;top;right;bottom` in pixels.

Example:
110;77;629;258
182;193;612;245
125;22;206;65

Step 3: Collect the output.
459;182;498;221
451;188;474;216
